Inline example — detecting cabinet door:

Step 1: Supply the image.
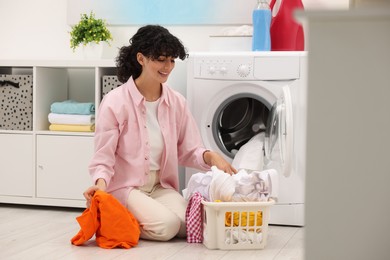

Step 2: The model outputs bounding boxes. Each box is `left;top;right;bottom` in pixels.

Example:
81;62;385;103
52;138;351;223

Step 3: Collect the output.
0;134;34;197
36;135;93;200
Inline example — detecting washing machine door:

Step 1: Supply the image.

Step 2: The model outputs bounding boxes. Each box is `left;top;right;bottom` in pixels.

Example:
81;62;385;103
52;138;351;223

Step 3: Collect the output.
264;86;293;177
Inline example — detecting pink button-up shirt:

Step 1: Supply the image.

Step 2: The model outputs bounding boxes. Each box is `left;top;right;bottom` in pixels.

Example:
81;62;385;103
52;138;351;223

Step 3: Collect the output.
89;77;210;206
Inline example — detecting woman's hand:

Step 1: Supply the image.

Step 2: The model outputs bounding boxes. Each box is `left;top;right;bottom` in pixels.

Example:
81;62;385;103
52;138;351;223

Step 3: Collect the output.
83;178;107;208
203;150;237;175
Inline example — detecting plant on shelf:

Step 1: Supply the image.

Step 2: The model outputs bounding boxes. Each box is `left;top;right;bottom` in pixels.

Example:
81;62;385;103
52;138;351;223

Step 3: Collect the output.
69;11;113;51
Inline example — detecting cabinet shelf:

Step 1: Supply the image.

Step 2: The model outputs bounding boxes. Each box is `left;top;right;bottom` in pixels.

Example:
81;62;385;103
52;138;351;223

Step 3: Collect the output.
35;131;95;137
0;59;116;207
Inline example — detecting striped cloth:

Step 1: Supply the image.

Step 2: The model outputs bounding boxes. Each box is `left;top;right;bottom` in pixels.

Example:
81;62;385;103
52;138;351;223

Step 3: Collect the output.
185;192;203;243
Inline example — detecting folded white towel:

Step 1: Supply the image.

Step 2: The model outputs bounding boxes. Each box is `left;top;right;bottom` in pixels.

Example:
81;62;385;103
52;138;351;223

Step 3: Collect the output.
48;113;95;125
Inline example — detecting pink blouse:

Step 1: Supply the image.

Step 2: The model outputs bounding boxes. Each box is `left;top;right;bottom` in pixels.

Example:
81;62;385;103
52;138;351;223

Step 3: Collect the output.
89;77;210;206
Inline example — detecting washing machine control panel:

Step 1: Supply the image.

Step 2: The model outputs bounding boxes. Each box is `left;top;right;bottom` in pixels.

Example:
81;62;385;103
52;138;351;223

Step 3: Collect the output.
194;57;255;80
192;54;301;81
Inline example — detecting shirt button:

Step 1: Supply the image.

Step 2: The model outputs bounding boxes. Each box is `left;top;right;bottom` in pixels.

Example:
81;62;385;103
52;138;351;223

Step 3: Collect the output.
145;157;148;160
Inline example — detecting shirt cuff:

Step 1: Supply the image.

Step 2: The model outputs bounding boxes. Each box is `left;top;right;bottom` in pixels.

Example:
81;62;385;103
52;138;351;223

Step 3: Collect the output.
197;147;211;170
92;172;111;187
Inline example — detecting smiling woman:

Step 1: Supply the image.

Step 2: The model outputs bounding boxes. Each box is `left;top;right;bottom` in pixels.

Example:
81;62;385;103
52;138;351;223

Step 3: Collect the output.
84;25;236;242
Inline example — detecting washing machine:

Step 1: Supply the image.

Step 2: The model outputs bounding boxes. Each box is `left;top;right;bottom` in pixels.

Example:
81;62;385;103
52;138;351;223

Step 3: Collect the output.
185;52;306;226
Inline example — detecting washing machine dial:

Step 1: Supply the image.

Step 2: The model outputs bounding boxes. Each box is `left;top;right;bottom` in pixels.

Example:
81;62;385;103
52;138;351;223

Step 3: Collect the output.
219;66;227;75
208;66;217;74
237;64;251;78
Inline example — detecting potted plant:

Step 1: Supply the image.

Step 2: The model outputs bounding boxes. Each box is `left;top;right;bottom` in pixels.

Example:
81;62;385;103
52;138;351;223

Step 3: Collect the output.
70;11;113;58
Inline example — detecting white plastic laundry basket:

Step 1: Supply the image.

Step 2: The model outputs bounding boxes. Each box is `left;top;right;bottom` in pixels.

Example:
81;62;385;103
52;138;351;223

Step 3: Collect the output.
202;200;275;250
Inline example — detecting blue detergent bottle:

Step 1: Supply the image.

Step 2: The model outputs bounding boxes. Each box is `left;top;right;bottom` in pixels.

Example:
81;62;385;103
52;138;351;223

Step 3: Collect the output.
252;0;272;51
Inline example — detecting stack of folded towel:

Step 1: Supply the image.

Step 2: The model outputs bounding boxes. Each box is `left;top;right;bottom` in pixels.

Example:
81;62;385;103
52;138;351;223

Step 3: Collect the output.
48;100;95;132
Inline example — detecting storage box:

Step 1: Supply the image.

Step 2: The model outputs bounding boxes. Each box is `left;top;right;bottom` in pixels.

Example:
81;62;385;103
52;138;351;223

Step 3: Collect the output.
202;200;274;250
101;75;122;99
0;74;33;130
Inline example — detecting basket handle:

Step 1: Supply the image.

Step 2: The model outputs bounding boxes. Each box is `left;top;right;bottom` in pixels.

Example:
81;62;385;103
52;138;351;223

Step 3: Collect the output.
0;80;20;88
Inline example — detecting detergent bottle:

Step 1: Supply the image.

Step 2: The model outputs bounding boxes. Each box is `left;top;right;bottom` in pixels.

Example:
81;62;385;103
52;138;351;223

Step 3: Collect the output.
252;0;271;51
269;0;305;51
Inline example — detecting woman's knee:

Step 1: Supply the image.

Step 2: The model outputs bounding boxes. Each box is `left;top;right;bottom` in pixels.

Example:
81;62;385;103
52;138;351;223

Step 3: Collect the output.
143;215;181;241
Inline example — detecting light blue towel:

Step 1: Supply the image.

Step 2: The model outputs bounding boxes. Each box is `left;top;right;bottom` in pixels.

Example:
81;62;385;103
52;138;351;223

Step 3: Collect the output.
50;100;95;115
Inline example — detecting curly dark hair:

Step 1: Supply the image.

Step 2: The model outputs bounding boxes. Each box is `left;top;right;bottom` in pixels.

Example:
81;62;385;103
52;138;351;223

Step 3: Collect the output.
116;25;188;83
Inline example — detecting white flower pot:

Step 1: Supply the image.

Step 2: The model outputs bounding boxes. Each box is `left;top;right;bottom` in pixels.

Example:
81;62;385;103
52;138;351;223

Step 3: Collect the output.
82;42;104;59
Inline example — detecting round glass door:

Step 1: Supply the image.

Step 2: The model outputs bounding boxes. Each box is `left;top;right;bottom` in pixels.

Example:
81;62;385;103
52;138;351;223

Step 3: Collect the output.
212;94;270;159
264;86;293;177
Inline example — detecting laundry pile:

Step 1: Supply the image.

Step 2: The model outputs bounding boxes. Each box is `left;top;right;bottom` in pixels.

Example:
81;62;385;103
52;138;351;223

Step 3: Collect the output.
184;133;278;203
184;133;277;245
184;166;278;203
184;166;277;245
48;100;95;132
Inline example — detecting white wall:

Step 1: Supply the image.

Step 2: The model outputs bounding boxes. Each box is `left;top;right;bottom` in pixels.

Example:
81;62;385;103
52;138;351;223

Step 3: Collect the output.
0;0;72;59
0;0;349;60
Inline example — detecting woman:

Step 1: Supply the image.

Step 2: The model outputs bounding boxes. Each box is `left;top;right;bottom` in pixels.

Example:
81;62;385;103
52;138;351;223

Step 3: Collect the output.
84;25;236;241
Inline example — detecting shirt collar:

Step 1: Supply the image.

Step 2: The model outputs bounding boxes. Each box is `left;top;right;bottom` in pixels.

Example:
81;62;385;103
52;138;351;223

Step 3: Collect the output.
127;76;170;107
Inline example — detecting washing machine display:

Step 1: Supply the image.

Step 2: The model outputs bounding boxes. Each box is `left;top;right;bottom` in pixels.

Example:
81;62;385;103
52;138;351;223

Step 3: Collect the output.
186;52;306;226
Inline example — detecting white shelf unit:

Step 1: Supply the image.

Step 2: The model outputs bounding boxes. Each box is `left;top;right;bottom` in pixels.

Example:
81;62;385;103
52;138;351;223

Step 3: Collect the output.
0;60;116;208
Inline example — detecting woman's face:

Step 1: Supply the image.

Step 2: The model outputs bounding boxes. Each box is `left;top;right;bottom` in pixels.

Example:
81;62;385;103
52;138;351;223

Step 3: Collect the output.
138;53;176;84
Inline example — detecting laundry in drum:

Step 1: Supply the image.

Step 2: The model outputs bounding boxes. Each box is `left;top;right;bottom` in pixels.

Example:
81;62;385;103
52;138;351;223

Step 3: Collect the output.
217;97;268;155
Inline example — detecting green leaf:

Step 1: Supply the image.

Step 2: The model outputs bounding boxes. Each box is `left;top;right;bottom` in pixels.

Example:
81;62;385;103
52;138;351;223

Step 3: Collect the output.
69;11;113;51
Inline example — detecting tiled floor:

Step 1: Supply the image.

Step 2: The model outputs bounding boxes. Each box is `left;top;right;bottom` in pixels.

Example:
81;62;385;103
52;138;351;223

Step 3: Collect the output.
0;204;303;260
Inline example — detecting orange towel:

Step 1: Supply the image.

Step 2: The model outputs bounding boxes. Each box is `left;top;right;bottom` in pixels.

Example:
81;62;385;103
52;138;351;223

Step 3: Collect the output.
71;190;140;249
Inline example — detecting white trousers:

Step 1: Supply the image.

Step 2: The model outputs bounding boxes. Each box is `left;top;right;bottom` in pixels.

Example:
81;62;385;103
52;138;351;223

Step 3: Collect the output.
126;171;187;241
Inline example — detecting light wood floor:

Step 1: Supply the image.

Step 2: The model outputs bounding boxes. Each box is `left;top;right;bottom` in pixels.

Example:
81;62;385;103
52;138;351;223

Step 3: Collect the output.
0;204;303;260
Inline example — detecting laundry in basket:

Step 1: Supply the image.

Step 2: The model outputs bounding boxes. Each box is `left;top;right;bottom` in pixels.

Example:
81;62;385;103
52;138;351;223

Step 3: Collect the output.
202;200;274;250
225;211;263;227
185;166;277;250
